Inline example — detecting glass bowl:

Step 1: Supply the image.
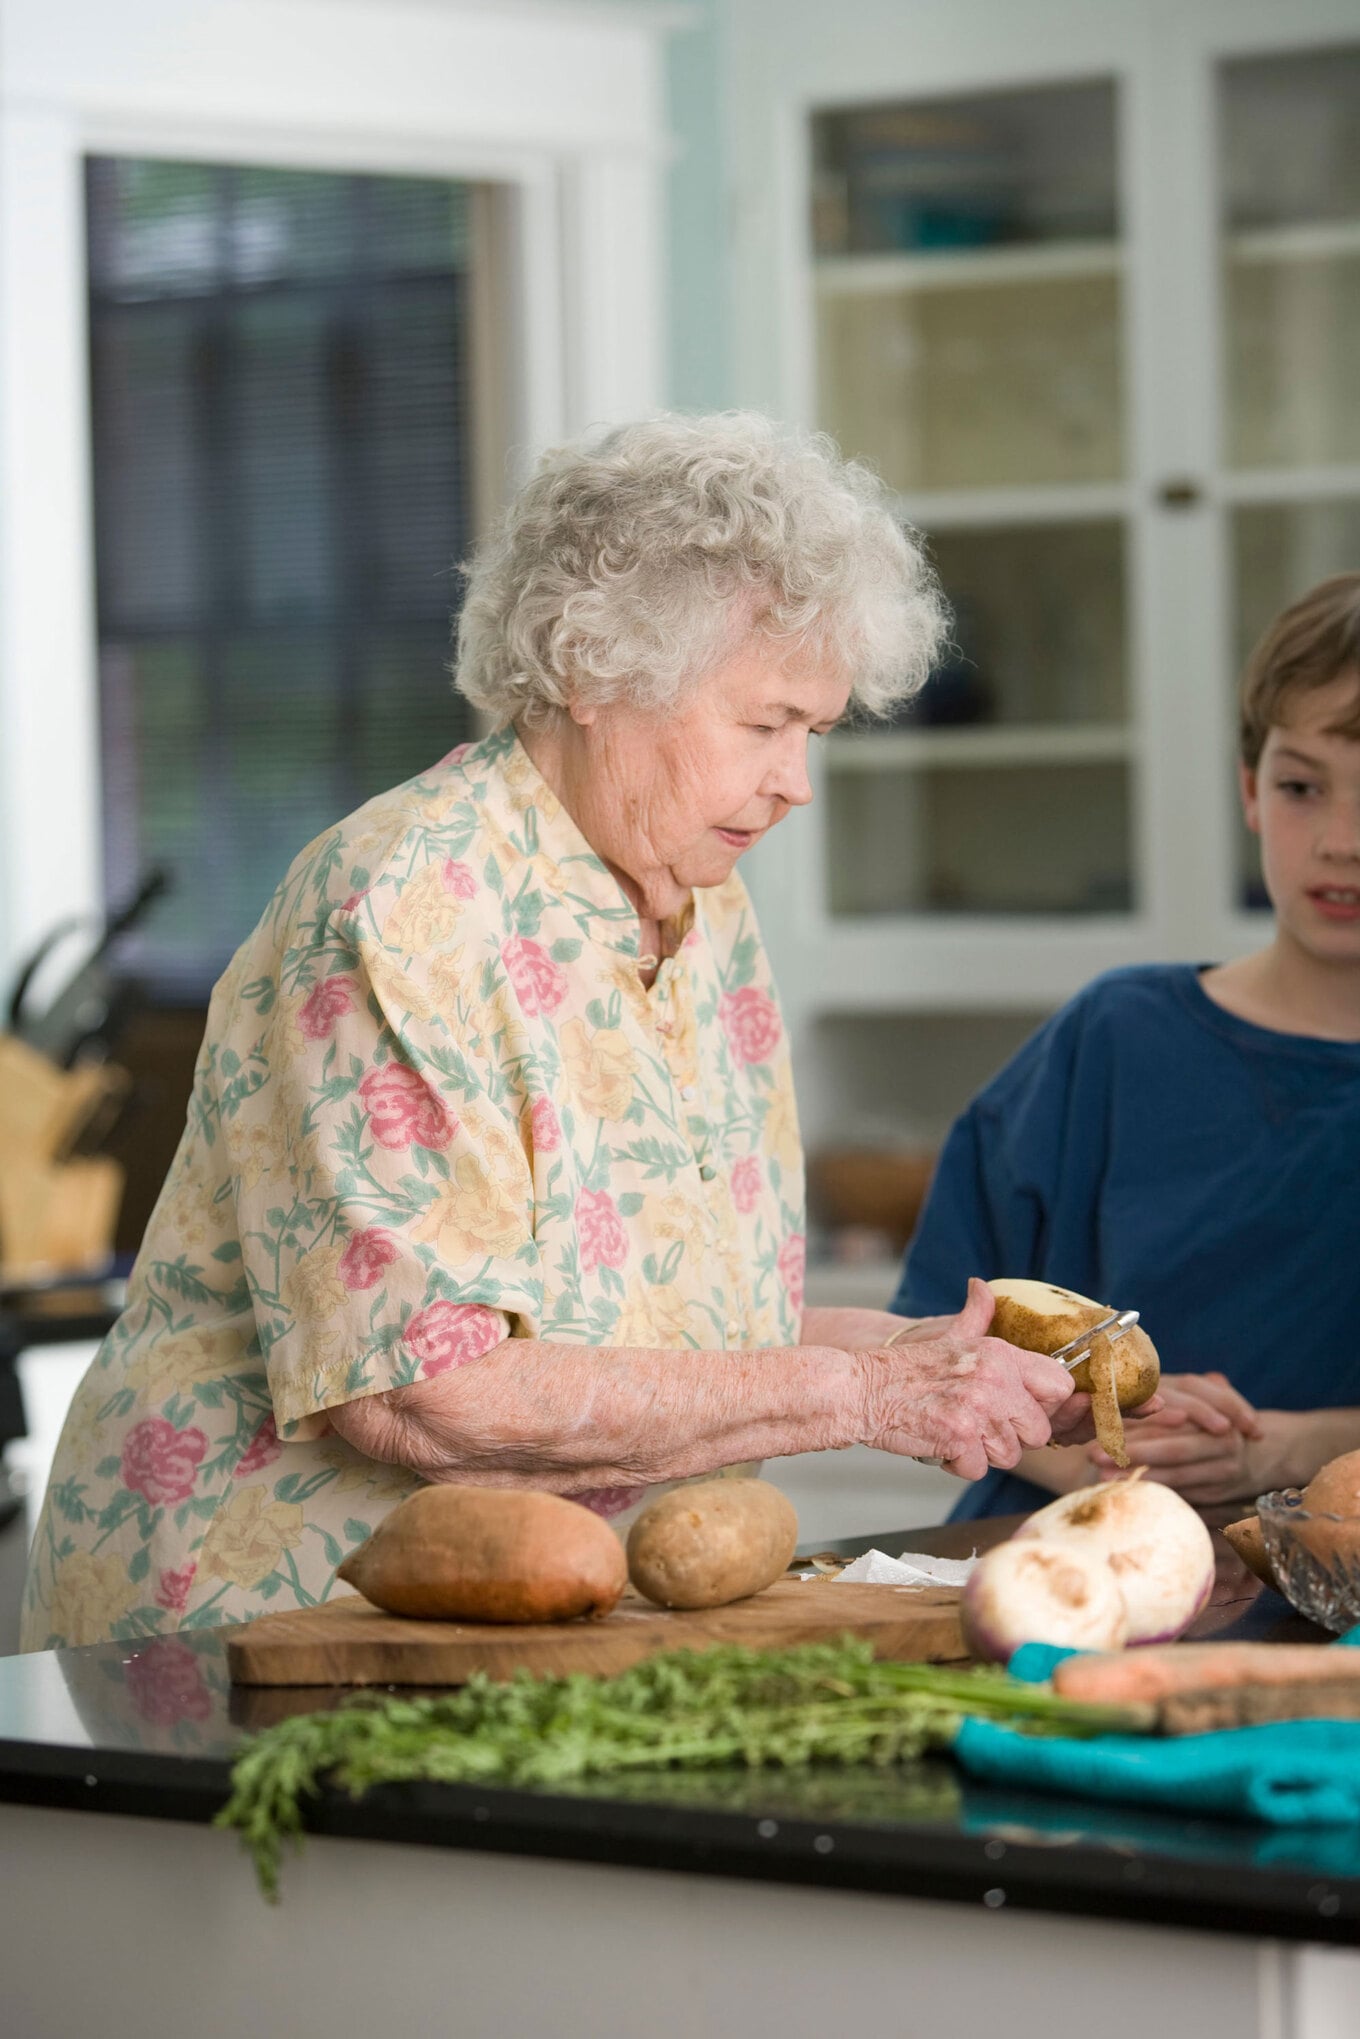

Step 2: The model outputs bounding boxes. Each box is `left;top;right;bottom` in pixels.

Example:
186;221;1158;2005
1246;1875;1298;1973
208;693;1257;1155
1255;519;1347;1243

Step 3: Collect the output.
1257;1489;1360;1634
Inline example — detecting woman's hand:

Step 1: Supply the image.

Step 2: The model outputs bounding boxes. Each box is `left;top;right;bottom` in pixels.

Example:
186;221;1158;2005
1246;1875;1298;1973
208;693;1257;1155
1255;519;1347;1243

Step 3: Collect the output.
854;1277;1079;1481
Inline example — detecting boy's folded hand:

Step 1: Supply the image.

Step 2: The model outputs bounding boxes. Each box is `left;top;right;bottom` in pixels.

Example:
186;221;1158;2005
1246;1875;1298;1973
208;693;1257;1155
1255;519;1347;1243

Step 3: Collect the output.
1128;1370;1264;1440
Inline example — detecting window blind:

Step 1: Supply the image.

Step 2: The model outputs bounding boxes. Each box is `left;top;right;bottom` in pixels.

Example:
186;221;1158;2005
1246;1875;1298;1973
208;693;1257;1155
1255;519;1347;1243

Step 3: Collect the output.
87;158;478;999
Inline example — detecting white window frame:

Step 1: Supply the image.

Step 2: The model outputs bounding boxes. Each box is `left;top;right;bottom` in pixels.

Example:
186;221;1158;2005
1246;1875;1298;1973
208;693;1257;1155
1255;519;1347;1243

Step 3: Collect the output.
0;0;680;982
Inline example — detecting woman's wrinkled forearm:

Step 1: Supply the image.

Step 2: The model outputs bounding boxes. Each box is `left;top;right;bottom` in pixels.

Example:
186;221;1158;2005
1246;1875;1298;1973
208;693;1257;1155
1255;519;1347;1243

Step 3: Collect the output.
328;1337;861;1493
329;1279;1080;1488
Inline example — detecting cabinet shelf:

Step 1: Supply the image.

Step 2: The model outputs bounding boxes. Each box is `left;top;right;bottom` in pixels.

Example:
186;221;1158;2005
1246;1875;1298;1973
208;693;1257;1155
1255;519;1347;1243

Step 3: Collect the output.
814;238;1122;297
827;724;1133;771
1228;220;1360;265
891;483;1130;529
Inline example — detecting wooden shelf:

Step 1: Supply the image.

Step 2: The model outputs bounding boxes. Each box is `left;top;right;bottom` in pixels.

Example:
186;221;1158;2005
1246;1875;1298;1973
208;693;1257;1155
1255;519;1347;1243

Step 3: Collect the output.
826;723;1133;771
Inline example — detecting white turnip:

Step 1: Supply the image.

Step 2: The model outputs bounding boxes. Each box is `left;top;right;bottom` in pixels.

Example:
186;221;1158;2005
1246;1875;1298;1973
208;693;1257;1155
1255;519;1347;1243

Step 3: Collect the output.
1016;1472;1214;1644
961;1537;1130;1664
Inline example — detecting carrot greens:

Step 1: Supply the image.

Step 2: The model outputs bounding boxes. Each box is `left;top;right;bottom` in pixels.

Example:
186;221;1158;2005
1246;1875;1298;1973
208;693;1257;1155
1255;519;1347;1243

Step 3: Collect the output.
216;1637;1153;1899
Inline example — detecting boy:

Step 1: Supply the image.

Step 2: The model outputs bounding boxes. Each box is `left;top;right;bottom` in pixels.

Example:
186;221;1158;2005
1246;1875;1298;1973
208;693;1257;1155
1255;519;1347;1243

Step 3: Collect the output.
894;573;1360;1521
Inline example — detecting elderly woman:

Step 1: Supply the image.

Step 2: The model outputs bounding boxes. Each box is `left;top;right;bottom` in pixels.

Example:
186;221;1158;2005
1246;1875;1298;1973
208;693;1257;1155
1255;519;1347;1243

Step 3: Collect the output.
23;413;1089;1650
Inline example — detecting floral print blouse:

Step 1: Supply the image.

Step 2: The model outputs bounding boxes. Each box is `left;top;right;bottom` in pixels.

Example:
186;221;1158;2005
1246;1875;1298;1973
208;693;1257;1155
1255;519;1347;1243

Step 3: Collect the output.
22;728;805;1650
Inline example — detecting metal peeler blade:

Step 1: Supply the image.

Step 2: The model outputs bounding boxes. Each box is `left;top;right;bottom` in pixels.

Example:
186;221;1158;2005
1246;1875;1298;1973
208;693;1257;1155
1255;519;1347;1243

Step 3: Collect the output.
1051;1308;1140;1373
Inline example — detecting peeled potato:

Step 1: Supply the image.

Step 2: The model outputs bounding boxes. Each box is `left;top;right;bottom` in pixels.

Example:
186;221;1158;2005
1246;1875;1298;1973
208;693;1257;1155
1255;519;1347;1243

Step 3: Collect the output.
337;1484;628;1623
987;1277;1160;1467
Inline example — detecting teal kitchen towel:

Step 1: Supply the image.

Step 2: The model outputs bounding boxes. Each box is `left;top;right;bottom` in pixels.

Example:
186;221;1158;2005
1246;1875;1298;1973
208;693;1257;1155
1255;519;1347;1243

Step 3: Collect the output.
954;1717;1360;1825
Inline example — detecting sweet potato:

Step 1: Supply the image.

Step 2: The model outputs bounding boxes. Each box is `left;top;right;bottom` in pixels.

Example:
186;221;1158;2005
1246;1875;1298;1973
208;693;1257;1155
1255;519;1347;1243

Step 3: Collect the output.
1304;1449;1360;1517
337;1484;627;1623
1221;1513;1276;1588
627;1477;798;1610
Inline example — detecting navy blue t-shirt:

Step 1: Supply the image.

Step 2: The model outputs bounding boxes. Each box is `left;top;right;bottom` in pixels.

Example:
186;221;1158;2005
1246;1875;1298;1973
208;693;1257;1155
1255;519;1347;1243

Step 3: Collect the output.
892;965;1360;1522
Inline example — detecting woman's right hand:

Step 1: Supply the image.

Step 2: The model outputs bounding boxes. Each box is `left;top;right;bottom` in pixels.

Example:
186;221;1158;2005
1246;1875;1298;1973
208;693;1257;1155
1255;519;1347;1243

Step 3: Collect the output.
854;1277;1079;1481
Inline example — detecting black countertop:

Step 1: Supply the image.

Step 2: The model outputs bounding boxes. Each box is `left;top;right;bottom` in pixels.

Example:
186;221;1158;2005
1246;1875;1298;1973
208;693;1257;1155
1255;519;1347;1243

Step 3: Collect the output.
3;1521;1359;1944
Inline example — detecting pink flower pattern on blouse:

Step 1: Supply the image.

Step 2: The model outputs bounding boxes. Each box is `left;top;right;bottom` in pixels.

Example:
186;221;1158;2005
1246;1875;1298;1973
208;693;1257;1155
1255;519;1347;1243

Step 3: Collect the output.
576;1188;629;1275
730;1155;762;1215
574;1485;649;1519
403;1301;506;1378
154;1563;197;1616
501;937;568;1016
22;728;802;1653
121;1418;209;1508
718;986;782;1065
338;1227;402;1291
777;1232;806;1314
296;975;357;1041
442;859;477;900
359;1062;456;1151
530;1095;561;1152
234;1414;283;1479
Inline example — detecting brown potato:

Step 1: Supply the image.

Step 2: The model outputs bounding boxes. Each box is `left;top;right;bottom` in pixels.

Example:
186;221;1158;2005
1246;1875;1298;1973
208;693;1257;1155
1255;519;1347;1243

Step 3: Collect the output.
337;1484;628;1623
986;1278;1160;1468
987;1279;1160;1409
1221;1514;1276;1588
627;1477;799;1610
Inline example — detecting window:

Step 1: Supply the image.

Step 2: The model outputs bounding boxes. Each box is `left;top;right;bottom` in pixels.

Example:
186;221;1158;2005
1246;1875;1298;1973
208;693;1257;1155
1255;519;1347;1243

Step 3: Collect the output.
87;159;481;998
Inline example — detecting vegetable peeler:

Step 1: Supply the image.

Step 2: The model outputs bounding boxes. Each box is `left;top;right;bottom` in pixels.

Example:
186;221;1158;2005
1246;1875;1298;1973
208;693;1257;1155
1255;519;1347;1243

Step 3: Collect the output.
1050;1309;1140;1372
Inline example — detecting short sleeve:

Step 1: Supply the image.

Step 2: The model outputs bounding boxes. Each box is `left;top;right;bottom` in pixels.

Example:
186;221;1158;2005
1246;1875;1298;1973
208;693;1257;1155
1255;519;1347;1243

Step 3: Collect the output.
224;925;542;1435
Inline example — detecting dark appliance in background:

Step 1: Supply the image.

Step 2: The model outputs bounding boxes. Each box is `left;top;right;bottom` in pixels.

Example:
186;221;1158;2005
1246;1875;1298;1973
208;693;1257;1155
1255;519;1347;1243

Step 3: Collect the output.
4;864;201;1255
0;872;169;1517
7;868;169;1077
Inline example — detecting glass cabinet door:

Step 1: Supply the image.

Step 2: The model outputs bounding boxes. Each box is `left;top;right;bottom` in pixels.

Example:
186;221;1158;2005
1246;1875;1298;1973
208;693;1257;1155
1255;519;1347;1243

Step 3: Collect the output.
811;80;1135;919
1220;45;1360;908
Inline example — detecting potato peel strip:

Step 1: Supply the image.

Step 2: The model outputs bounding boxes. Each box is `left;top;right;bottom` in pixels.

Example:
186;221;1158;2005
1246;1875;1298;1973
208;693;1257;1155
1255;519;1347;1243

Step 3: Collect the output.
1090;1339;1128;1466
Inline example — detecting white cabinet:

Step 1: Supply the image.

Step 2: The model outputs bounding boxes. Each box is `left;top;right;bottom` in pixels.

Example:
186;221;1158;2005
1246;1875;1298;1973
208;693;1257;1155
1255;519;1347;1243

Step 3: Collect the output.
732;0;1360;1154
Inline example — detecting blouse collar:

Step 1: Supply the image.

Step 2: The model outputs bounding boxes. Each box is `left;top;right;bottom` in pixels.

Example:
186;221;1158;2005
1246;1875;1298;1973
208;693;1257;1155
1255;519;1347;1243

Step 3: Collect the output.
465;725;697;958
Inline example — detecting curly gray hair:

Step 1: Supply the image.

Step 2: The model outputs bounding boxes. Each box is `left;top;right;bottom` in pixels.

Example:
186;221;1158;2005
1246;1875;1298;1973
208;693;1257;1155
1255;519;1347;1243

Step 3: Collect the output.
453;412;947;727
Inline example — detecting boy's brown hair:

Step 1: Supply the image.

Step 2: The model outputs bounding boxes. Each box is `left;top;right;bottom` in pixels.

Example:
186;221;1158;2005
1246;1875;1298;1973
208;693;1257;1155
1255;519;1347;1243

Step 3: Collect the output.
1239;571;1360;767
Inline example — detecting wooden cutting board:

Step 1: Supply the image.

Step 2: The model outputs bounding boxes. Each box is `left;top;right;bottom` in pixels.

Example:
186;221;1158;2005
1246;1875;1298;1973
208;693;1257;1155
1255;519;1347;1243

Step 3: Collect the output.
225;1578;967;1687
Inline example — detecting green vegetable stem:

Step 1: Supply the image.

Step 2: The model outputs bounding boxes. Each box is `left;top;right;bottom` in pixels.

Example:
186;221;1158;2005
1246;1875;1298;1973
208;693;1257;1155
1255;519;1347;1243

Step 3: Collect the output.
216;1637;1153;1900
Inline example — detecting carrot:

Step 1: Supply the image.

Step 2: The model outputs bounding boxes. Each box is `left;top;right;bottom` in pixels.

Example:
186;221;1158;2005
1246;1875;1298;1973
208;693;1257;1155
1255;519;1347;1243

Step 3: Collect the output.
1053;1642;1360;1706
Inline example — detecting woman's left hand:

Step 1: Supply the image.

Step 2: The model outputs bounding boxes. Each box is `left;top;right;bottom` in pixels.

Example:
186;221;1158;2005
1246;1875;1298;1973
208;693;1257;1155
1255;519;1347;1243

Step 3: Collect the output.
879;1310;1166;1448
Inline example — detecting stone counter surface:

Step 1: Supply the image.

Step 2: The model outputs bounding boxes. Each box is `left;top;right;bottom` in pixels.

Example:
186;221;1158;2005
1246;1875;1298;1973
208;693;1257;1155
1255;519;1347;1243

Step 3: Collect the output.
1;1519;1358;1950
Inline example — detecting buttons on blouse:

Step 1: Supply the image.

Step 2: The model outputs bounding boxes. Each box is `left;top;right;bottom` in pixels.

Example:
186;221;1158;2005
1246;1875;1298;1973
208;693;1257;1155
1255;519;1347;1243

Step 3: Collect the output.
680;1083;697;1102
699;1163;717;1182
